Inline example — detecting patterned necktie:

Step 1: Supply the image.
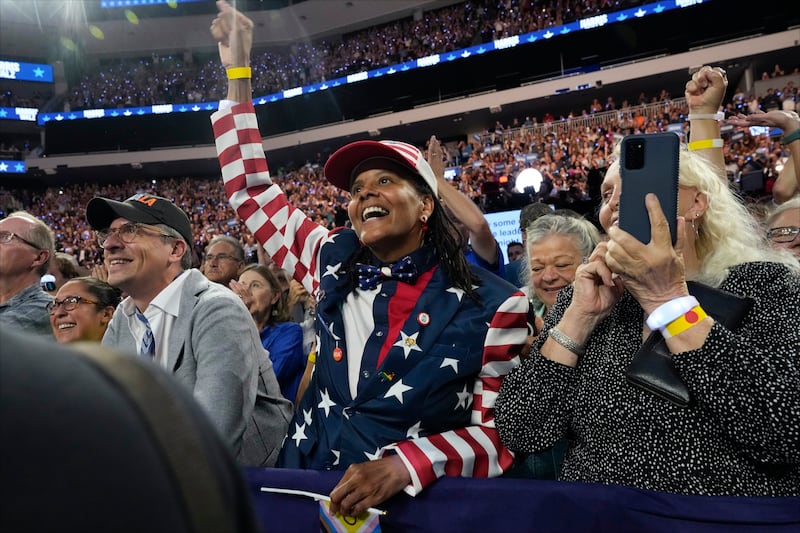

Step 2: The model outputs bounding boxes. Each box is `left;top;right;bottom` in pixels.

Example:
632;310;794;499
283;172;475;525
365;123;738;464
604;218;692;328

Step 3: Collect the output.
355;256;418;291
135;310;155;358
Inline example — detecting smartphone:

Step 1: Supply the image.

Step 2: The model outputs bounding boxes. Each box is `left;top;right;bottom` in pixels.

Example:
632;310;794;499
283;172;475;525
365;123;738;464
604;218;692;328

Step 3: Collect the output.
619;133;679;245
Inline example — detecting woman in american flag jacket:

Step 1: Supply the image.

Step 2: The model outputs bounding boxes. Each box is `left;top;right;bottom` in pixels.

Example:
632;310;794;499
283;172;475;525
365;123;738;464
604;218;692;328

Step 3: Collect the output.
210;1;529;517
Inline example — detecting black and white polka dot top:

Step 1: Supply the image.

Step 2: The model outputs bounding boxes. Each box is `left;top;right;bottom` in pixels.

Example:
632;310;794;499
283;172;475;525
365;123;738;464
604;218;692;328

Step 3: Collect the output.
495;261;800;496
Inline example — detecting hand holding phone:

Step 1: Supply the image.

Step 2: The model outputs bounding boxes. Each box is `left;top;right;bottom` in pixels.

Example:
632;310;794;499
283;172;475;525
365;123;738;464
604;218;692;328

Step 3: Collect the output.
619;133;680;245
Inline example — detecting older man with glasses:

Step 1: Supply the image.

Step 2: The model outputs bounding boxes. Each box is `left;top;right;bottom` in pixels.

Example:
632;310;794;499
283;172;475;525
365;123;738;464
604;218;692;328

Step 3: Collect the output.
86;192;292;467
0;211;56;339
202;235;245;287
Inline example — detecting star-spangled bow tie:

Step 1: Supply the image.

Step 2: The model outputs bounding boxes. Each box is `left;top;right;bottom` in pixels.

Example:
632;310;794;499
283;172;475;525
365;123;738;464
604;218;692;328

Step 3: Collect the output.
355;256;418;290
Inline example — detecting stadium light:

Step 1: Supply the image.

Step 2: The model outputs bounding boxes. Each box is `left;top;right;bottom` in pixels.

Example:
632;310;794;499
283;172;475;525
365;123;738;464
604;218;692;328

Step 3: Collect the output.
514;168;543;194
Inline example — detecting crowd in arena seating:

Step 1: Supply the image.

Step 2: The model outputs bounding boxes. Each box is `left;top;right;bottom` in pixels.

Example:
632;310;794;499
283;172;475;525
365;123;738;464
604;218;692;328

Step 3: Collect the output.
66;0;645;110
3;0;797;266
3;83;794;270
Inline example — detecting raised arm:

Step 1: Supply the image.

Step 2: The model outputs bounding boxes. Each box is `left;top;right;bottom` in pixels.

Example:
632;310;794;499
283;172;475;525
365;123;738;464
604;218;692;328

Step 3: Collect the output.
211;0;252;104
427;135;501;268
210;0;327;293
685;66;727;176
727;110;800;204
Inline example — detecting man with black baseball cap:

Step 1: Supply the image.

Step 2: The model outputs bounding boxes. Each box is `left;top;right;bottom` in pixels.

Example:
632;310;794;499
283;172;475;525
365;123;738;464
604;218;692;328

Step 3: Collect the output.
86;193;292;467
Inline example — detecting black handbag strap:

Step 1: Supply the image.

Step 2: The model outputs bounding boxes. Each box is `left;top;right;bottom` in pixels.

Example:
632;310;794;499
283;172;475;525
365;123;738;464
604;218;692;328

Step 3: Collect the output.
73;343;235;533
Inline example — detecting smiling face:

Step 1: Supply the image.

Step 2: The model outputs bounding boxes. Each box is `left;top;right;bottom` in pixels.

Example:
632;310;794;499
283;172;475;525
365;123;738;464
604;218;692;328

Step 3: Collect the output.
347;167;433;262
529;234;583;311
101;217;183;303
50;280;113;343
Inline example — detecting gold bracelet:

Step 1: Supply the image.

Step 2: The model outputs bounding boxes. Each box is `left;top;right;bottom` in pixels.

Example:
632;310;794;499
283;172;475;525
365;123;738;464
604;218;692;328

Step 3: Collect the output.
687;138;723;151
227;66;252;80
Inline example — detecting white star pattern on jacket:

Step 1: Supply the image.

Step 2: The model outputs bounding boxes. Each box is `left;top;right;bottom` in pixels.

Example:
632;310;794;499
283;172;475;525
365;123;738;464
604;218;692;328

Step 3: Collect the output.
446;284;478;302
327;321;341;341
455;384;472;410
323;262;342;279
406;421;424;439
212;102;530;496
393;330;422;358
446;286;465;302
331;449;340;465
364;447;382;461
320;232;338;248
291;422;307;447
384;379;413;404
318;388;336;417
440;357;459;373
303;408;313;425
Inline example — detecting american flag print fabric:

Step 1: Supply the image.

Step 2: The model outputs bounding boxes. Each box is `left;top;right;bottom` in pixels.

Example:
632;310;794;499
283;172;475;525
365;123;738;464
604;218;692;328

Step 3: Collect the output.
212;102;530;495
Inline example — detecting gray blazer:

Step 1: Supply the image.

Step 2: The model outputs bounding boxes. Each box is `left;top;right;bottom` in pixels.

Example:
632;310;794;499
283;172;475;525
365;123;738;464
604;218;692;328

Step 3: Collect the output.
103;269;292;466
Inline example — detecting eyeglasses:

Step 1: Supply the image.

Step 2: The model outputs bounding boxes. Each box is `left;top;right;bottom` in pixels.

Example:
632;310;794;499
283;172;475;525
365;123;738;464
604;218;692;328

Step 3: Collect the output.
46;296;100;314
204;253;241;263
94;222;176;248
0;230;40;249
767;226;800;243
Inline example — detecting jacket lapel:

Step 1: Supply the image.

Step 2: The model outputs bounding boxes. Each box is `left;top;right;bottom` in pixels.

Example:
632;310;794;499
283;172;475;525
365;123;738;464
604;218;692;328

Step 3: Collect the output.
353;268;463;405
165;270;206;372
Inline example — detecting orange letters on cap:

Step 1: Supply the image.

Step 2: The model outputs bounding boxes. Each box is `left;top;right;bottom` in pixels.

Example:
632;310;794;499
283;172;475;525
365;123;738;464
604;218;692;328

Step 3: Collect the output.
135;195;157;207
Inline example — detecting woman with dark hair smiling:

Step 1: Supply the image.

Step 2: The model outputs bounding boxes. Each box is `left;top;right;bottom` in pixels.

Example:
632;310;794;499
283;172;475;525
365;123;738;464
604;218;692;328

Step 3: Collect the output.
49;276;121;343
209;1;528;517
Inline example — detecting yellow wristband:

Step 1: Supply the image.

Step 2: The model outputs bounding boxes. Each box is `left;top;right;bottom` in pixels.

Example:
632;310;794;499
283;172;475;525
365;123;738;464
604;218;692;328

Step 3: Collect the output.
688;139;723;151
227;66;252;80
662;305;708;338
308;351;316;364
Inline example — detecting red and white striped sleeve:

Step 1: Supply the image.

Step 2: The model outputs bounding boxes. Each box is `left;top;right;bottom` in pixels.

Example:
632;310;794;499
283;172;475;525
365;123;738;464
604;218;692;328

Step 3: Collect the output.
386;290;528;495
211;102;328;292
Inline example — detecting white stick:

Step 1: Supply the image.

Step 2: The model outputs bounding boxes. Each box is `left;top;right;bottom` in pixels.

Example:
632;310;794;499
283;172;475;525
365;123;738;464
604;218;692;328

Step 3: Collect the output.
259;486;388;516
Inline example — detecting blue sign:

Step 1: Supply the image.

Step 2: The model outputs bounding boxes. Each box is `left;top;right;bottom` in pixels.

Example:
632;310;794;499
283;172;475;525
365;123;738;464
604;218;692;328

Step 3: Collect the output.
35;0;711;125
0;60;53;83
0;107;38;121
444;167;461;180
0;160;27;174
101;0;204;7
